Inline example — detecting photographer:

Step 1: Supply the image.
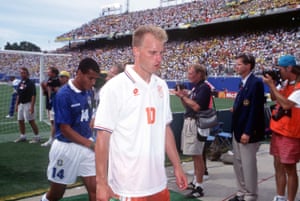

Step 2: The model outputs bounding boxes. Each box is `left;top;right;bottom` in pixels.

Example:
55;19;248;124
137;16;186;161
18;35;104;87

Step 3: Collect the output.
263;55;300;201
174;64;212;198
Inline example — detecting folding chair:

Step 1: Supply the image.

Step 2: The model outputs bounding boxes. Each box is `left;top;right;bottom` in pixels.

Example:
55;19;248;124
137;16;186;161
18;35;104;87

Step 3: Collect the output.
205;122;223;145
206;122;233;161
216;131;232;151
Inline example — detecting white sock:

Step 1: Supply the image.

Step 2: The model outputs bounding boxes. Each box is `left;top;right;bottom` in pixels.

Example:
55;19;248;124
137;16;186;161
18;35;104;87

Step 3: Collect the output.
20;134;26;138
276;195;286;199
41;193;49;201
195;182;203;188
192;175;197;185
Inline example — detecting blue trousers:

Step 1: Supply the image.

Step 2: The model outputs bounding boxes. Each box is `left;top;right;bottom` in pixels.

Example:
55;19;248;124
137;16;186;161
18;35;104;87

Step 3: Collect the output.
8;93;17;116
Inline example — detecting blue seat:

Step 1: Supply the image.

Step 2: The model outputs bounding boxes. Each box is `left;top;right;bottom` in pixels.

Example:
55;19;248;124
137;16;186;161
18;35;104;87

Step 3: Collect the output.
218;132;232;138
217;132;232;149
207;135;215;142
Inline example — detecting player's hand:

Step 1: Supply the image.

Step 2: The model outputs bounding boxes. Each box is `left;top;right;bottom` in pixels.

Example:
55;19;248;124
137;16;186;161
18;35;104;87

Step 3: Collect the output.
96;183;116;201
174;166;188;190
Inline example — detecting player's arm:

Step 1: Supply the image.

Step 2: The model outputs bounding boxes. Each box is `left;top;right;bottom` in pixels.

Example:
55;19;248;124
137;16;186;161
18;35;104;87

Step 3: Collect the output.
15;95;19;112
40;81;47;96
165;125;188;190
30;83;36;114
60;124;95;150
30;95;36;114
95;130;115;201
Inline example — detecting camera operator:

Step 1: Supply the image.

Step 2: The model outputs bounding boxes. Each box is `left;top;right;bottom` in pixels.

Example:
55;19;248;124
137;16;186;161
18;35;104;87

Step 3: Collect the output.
262;55;300;201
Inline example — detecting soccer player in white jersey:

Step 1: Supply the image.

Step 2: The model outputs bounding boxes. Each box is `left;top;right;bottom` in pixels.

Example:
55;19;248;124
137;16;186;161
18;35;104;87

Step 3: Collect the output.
41;58;100;201
94;25;188;201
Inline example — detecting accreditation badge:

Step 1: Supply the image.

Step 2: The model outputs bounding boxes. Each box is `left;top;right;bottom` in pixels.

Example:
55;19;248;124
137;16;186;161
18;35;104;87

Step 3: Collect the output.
243;99;250;106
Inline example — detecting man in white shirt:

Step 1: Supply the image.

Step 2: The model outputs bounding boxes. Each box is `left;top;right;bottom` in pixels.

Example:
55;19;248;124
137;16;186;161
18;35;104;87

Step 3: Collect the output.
94;25;187;201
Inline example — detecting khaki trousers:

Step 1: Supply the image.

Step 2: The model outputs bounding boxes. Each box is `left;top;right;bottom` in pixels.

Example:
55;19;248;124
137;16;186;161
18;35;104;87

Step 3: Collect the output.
232;136;260;201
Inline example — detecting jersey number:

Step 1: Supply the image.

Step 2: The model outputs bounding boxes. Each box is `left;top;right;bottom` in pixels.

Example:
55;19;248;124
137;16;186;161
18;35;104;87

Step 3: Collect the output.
52;167;65;179
81;109;89;122
146;107;156;124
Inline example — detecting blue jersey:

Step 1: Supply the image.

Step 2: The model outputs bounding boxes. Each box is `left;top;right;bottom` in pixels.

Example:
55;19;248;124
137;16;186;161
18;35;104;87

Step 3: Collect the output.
54;81;93;142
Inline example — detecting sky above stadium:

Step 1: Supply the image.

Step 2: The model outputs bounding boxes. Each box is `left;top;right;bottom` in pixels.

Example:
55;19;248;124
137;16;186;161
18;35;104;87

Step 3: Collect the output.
0;0;167;51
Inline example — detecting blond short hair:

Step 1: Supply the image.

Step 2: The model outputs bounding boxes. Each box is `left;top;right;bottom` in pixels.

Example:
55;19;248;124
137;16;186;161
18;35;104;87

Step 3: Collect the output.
132;25;168;47
191;64;207;80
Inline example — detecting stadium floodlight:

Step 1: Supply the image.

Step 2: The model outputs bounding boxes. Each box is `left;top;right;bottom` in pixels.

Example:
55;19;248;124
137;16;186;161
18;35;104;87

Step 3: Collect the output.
100;3;122;16
160;0;178;7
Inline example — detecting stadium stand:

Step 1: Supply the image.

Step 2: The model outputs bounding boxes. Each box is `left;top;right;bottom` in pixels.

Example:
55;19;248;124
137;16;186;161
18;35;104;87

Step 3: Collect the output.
0;0;298;146
1;28;299;83
55;0;299;41
0;0;299;83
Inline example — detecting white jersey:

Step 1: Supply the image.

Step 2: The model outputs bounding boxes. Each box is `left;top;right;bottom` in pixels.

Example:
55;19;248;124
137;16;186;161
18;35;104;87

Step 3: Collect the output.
94;66;172;197
12;79;21;90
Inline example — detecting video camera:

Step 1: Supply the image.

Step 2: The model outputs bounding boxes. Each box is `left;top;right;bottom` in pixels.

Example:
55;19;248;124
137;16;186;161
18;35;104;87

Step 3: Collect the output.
272;106;291;121
263;68;282;84
175;83;186;91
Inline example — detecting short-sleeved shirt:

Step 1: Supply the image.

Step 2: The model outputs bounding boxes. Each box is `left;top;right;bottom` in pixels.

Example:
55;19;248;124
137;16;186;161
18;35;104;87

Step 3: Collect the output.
17;78;36;104
12;79;21;92
54;79;93;142
184;81;211;118
94;66;172;197
288;89;300;106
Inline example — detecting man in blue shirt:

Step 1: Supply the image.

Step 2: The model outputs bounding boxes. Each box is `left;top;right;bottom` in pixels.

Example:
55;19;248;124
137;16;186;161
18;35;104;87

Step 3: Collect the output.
41;58;100;201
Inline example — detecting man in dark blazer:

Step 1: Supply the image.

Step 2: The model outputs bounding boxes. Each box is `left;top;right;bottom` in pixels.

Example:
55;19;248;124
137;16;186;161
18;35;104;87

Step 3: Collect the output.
229;53;265;201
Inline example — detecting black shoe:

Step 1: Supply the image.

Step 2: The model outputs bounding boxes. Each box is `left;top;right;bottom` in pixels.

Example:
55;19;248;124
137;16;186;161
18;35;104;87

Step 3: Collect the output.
187;182;195;190
228;195;245;201
186;186;204;198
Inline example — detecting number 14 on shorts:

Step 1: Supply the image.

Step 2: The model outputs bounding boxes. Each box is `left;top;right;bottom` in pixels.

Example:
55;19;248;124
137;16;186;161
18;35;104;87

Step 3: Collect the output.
52;167;65;179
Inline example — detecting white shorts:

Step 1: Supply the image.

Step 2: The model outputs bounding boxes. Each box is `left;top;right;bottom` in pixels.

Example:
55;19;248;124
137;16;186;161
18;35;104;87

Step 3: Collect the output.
17;102;35;121
47;139;96;185
181;118;205;155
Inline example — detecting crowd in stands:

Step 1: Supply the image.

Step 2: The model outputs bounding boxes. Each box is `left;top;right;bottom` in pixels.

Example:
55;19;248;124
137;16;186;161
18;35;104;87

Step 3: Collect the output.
0;0;299;81
1;27;298;81
56;0;298;41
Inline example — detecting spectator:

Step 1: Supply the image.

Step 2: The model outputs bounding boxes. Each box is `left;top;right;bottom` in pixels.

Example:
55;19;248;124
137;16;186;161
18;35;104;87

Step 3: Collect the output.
89;63;124;132
6;75;20;118
104;63;125;82
230;53;265;201
58;70;71;85
14;67;40;143
94;25;187;201
174;64;212;198
41;58;100;201
41;67;61;147
263;55;300;201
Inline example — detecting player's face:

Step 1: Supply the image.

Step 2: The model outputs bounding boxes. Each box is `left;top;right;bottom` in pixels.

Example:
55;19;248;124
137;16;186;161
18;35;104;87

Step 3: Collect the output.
134;33;164;75
77;69;99;90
